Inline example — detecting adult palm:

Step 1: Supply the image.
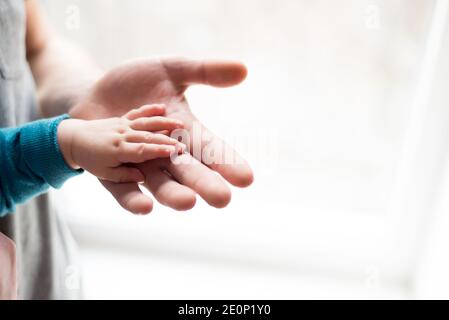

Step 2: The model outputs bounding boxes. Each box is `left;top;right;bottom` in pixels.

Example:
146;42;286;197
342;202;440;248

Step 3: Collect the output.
70;58;253;213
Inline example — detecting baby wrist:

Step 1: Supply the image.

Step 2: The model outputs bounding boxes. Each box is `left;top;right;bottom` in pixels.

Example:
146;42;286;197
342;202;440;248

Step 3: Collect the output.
57;119;81;170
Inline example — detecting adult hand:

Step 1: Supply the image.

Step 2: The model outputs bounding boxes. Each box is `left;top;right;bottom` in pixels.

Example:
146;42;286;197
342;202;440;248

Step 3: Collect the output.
70;58;253;213
0;232;17;300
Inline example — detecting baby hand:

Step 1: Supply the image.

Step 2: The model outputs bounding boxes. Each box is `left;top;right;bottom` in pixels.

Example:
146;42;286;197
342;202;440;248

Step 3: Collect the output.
58;104;183;183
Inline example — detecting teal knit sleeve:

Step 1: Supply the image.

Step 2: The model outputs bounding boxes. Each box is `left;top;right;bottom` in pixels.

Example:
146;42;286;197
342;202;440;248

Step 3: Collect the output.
0;114;83;216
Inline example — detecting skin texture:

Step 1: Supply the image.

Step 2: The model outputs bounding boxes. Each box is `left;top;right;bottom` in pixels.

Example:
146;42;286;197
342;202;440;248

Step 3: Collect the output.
25;0;254;215
58;104;184;183
69;58;254;214
0;233;17;300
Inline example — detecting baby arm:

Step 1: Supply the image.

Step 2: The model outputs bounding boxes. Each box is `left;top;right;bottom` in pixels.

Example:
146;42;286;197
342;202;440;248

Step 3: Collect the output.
0;104;182;216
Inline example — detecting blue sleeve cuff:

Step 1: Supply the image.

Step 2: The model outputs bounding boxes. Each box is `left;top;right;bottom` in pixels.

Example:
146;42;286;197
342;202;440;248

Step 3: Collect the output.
20;114;83;188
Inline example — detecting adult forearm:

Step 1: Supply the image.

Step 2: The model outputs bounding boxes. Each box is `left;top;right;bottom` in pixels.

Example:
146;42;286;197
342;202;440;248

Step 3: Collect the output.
28;36;102;117
25;0;102;117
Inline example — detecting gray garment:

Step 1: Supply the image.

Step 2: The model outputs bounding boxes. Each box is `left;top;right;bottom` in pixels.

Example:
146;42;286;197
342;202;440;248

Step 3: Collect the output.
0;0;81;299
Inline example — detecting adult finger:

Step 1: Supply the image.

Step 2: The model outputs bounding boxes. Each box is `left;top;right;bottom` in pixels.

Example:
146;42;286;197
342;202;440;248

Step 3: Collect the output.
166;154;232;208
100;180;153;214
102;166;145;183
198;126;254;188
161;58;248;88
170;112;254;188
137;160;197;211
